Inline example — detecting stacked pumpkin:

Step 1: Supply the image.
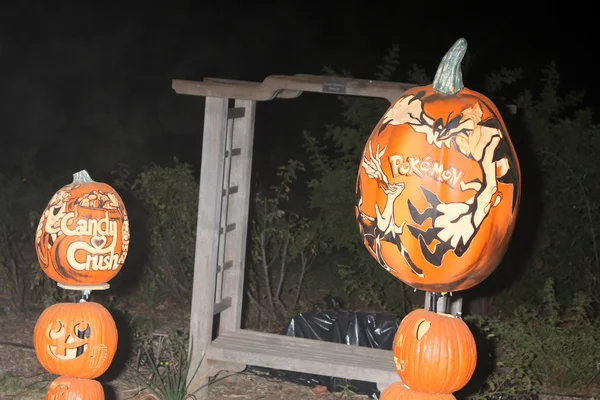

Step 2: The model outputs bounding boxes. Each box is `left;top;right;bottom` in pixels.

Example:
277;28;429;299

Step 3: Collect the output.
34;170;129;399
355;38;521;398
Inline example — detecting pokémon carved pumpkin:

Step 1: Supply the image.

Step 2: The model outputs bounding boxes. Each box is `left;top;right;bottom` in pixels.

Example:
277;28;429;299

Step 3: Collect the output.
33;301;118;379
35;169;130;287
45;375;105;400
355;38;521;292
381;382;456;400
392;308;476;394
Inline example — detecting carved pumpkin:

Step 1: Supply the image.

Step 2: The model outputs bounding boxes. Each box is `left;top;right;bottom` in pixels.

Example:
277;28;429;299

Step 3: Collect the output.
393;308;476;394
355;38;520;292
33;301;118;379
35;169;130;287
381;382;455;399
46;375;104;400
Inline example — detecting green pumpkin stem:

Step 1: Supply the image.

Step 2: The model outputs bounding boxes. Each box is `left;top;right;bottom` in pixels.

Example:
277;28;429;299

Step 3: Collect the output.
432;38;467;94
72;169;95;184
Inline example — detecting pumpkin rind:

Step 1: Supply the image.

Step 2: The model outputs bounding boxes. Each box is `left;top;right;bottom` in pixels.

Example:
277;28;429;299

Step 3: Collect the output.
33;301;118;379
45;375;105;400
35;169;130;286
355;38;521;292
392;308;476;394
381;382;456;399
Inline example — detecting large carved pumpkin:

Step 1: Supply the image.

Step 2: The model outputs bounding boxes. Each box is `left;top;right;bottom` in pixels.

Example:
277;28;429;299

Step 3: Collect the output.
355;38;521;292
392;308;476;394
35;169;130;287
46;375;105;400
381;382;455;400
33;301;118;379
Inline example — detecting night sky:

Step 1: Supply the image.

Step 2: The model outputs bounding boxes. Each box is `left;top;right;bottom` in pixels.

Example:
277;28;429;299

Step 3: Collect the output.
0;3;595;184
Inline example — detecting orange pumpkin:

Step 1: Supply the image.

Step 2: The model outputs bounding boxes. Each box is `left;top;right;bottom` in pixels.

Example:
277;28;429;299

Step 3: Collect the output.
393;308;476;394
35;169;130;287
34;301;118;379
381;382;456;399
46;375;105;400
355;38;521;292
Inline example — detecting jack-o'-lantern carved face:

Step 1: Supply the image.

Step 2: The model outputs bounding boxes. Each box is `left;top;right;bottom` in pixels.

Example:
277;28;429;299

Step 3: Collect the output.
35;169;129;287
355;38;521;292
46;375;105;400
34;301;118;379
47;318;91;360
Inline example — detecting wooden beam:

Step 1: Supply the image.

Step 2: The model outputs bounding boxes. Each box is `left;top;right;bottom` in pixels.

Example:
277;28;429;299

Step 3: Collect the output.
172;74;417;104
208;329;398;390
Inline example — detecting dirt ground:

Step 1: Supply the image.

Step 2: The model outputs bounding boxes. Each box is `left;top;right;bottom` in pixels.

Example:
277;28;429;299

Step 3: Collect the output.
0;300;375;400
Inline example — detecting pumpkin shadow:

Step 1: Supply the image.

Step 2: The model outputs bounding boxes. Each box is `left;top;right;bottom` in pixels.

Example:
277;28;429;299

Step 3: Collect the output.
101;383;118;400
463;103;544;314
454;319;496;399
105;189;149;297
97;305;135;385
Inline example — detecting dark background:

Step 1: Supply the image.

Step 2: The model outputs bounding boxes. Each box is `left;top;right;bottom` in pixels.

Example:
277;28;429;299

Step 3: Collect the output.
0;3;595;184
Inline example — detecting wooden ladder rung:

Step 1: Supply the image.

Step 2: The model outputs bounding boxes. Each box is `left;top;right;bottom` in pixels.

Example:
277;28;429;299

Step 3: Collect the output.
222;186;239;196
217;260;234;273
213;297;232;315
225;148;241;158
207;330;398;385
219;223;236;234
228;107;246;119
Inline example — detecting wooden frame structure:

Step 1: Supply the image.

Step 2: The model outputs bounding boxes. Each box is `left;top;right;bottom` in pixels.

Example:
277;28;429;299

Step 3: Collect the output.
171;74;467;398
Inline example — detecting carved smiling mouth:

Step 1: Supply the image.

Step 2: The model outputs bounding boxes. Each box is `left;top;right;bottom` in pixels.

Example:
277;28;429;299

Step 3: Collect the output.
48;342;88;360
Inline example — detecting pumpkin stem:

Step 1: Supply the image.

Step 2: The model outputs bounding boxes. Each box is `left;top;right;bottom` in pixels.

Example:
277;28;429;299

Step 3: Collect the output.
432;38;467;95
72;169;95;184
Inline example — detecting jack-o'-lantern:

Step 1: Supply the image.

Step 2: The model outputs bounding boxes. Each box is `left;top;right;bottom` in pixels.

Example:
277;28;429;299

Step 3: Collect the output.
392;308;476;394
355;38;521;292
35;169;130;287
46;375;105;400
381;382;455;400
33;301;118;379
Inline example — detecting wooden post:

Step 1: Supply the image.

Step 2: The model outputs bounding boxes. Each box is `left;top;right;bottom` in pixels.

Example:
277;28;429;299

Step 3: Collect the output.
219;100;256;334
187;97;229;395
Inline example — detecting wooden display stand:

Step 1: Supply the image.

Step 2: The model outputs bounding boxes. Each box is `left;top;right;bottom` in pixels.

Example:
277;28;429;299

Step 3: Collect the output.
172;74;471;398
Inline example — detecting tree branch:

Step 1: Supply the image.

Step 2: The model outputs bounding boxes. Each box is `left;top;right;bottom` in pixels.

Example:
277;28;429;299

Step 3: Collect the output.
260;232;276;313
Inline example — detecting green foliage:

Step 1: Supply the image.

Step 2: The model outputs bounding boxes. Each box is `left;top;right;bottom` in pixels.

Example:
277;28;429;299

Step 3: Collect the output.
113;159;198;302
303;46;413;313
465;278;600;399
248;159;323;323
0;172;70;311
132;329;200;400
487;62;600;311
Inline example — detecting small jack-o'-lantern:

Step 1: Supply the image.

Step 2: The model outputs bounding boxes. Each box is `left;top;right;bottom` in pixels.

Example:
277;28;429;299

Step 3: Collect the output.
393;308;476;394
35;169;130;287
46;375;105;400
381;382;456;400
355;38;521;292
34;301;118;379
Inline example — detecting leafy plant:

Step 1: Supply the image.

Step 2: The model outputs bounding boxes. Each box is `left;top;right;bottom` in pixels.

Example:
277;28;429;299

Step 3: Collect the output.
248;159;322;325
464;278;600;399
112;159;199;302
134;336;203;400
302;46;413;313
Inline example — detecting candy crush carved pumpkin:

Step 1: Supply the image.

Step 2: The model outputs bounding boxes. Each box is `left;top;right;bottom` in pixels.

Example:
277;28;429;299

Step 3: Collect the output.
355;38;521;292
392;308;476;394
46;375;105;400
381;382;456;400
35;169;130;286
33;301;118;379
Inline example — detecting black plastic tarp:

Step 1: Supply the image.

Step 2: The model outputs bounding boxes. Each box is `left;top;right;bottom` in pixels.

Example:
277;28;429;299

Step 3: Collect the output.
248;296;402;397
